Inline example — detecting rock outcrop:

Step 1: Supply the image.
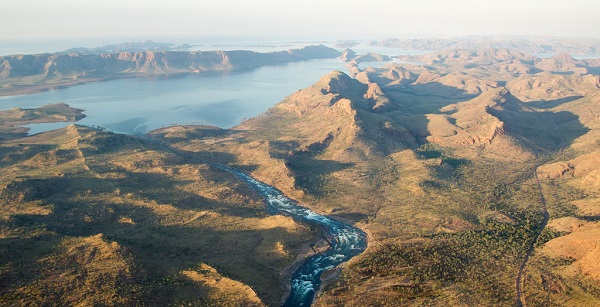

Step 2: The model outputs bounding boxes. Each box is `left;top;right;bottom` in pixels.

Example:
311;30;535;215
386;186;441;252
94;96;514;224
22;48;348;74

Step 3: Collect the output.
0;45;341;94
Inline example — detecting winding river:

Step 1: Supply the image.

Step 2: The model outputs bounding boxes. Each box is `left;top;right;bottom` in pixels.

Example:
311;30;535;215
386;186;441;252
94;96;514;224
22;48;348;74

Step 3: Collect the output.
215;166;367;306
0;43;370;304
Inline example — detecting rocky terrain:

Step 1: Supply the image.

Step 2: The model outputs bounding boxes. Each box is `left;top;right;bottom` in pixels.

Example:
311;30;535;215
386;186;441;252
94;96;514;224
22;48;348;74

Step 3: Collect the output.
155;47;600;305
1;44;599;306
373;36;600;55
0;45;341;96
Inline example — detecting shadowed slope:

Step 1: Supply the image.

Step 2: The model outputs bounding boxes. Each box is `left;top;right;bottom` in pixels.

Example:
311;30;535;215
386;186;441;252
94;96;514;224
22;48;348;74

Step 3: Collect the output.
0;125;318;306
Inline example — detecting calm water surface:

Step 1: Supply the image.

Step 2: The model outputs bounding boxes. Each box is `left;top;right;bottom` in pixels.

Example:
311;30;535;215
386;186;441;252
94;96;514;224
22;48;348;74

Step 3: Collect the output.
0;40;436;135
0;59;346;134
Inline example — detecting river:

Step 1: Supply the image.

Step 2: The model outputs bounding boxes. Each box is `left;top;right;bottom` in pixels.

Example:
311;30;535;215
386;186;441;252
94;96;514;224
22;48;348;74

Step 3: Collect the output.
213;165;367;307
1;46;371;305
139;135;367;307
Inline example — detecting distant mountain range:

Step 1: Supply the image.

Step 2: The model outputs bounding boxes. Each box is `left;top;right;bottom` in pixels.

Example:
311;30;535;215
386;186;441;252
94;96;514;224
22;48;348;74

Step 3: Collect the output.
397;49;600;75
62;40;193;54
371;36;600;55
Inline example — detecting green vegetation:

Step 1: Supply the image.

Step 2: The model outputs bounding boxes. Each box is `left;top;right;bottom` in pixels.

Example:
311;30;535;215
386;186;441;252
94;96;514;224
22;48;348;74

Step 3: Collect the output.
2;44;600;306
316;156;554;305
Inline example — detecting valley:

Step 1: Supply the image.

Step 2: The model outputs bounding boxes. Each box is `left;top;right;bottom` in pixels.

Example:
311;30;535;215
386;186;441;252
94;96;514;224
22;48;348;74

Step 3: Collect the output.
1;39;600;306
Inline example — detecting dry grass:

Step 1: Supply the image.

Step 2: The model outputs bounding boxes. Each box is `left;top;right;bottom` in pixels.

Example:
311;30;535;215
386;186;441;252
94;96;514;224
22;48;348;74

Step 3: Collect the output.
0;125;315;306
154;57;600;305
2;47;600;305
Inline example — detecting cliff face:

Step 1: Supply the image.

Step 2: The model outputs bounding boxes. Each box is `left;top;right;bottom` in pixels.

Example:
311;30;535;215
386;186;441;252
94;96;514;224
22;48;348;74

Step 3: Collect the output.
0;45;341;94
3;42;600;306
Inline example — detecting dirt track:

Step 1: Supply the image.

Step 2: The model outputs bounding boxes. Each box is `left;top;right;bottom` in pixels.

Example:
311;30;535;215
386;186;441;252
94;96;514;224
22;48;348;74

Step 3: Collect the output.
515;169;550;307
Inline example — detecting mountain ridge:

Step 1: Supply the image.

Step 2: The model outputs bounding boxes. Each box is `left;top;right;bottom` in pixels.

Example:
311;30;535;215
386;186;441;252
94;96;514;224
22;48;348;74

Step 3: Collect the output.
0;45;341;96
1;42;600;306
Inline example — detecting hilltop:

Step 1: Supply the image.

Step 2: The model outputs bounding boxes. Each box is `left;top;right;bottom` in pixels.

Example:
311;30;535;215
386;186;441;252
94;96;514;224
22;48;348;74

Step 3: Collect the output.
1;45;600;306
156;47;600;305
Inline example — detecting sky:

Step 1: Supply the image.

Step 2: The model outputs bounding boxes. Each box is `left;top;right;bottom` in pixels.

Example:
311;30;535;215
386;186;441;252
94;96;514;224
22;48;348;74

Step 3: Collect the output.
1;0;599;41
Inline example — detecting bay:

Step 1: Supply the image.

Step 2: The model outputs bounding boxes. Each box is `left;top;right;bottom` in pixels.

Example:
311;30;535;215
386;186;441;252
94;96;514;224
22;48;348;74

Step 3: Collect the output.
0;58;345;134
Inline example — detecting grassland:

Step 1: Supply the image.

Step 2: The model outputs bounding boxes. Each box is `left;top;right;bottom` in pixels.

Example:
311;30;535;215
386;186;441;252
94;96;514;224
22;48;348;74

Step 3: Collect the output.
155;50;600;305
1;47;599;306
0;125;320;306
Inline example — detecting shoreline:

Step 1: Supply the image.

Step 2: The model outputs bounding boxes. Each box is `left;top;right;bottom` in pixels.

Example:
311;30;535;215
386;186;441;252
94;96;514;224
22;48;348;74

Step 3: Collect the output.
0;72;197;97
0;103;86;140
0;50;343;98
0;78;109;97
278;209;370;306
0;57;330;98
0;68;247;97
279;232;331;305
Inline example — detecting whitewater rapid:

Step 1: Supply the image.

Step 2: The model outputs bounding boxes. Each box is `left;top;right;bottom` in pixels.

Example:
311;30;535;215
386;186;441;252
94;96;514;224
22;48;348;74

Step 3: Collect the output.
222;167;367;306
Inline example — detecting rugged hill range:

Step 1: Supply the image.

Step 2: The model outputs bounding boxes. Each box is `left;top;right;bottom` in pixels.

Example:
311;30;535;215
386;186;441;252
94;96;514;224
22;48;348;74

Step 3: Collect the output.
397;49;600;76
1;46;600;306
373;36;600;55
156;48;600;305
0;45;341;95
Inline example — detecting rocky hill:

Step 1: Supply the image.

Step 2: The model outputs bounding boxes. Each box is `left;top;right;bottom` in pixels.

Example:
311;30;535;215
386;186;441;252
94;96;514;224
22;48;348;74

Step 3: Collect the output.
412;48;536;66
400;48;600;79
2;44;600;306
154;46;600;305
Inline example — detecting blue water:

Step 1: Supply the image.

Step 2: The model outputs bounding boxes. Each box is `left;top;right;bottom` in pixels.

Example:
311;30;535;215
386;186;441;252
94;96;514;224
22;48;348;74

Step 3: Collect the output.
0;58;346;134
0;39;433;136
219;167;367;307
0;39;372;306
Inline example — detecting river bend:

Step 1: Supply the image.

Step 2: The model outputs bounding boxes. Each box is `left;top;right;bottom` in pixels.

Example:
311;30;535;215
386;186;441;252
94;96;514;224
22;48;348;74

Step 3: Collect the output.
220;168;367;307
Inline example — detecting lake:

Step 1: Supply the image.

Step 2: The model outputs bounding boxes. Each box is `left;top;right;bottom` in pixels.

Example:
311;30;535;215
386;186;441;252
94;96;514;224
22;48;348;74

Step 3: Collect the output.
0;39;438;136
0;58;347;134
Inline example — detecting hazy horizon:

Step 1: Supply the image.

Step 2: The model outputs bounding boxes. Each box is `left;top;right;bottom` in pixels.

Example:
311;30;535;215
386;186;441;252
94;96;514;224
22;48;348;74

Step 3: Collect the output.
2;0;599;41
